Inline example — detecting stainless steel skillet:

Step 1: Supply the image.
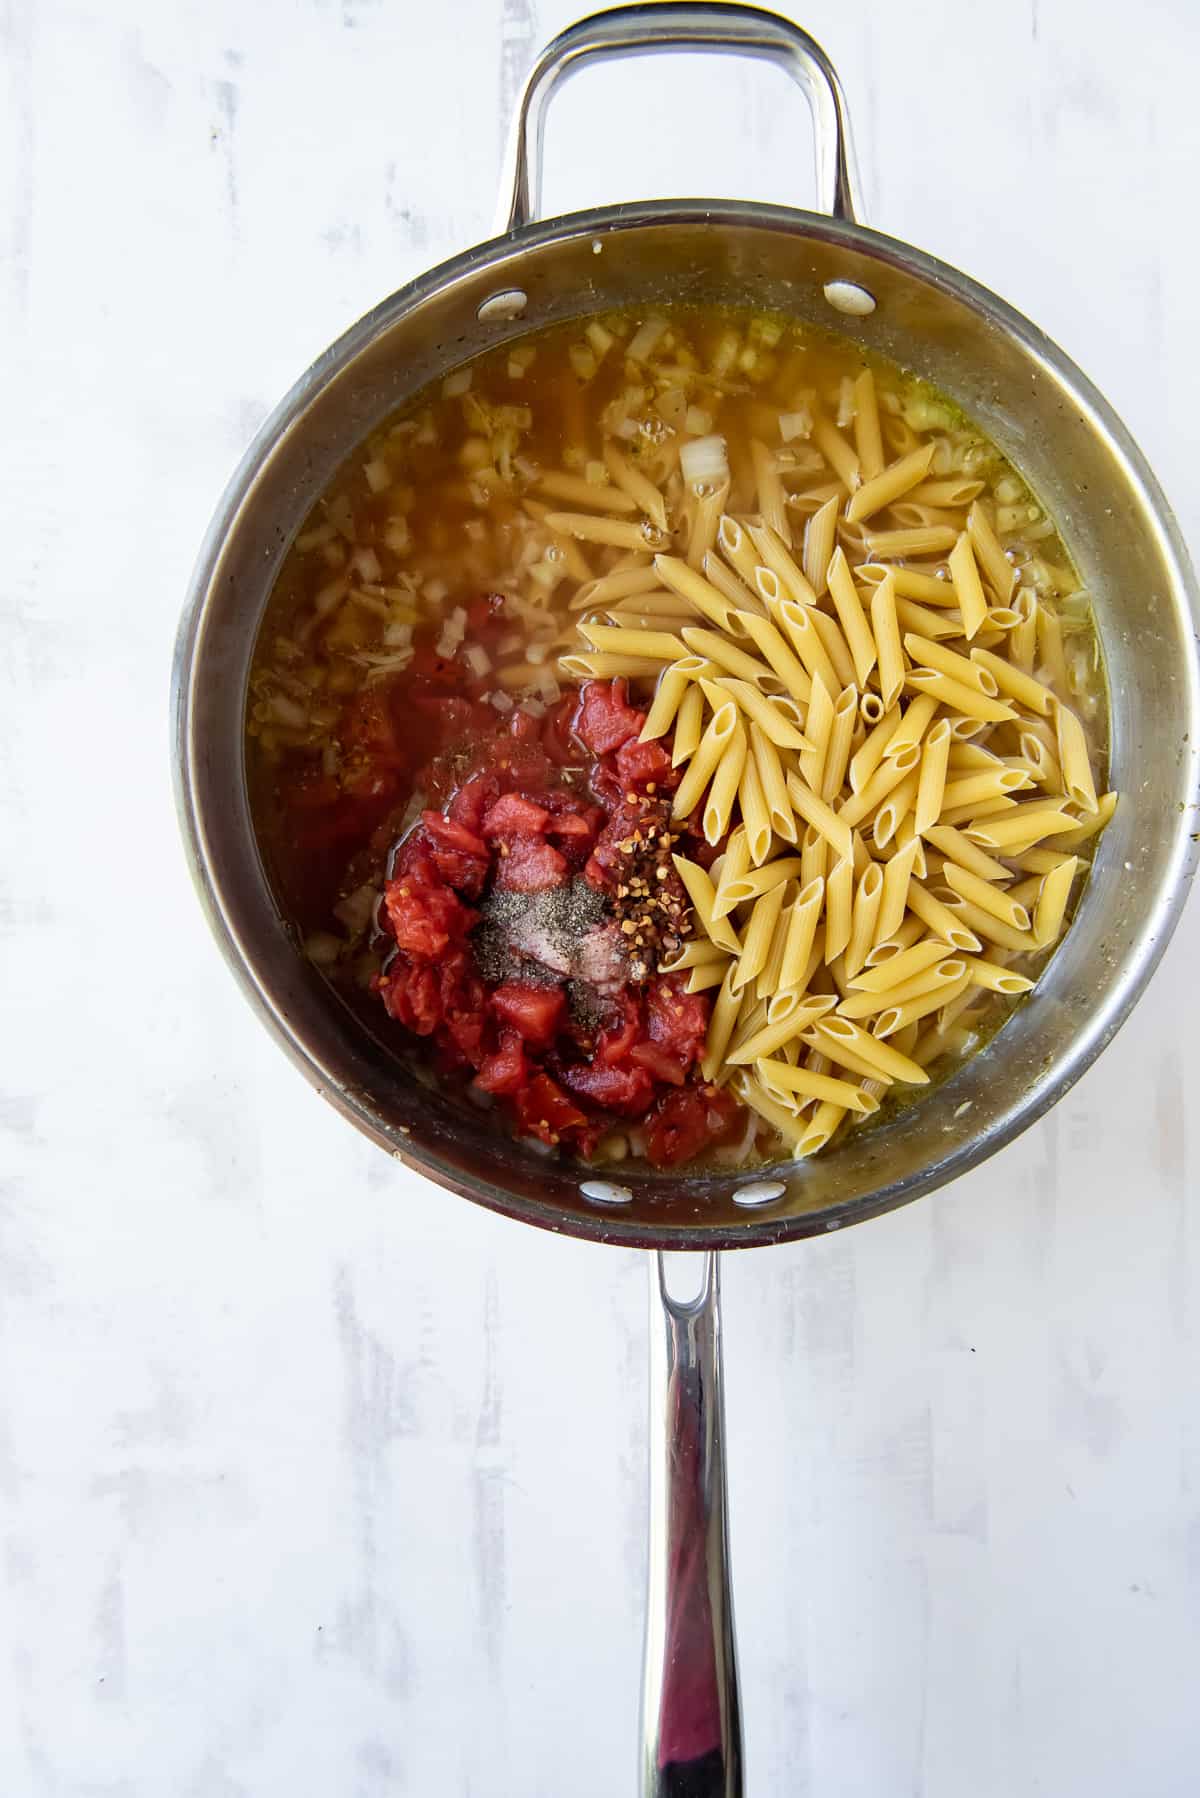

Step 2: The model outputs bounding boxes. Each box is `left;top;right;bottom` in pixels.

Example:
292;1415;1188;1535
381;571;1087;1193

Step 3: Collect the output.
172;7;1200;1790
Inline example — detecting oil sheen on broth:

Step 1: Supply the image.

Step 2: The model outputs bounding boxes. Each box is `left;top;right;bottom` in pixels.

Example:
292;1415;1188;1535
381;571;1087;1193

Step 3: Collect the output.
246;307;1113;1172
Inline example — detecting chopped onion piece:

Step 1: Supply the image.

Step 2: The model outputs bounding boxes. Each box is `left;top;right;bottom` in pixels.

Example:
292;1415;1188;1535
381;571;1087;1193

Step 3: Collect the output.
779;407;813;442
586;320;614;358
489;690;514;712
463;643;492;678
382;518;410;554
351;546;382;583
443;368;473;397
627;315;667;361
363;458;391;494
679;433;729;487
685;406;713;435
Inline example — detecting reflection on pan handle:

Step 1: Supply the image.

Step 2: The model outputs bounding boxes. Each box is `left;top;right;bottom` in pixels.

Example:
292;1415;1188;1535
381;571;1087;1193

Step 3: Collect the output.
641;1251;742;1798
496;2;864;233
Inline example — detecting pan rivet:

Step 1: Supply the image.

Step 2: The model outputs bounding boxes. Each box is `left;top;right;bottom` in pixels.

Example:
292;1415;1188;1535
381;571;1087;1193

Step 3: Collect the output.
580;1179;634;1206
477;288;529;323
822;279;876;318
732;1180;786;1207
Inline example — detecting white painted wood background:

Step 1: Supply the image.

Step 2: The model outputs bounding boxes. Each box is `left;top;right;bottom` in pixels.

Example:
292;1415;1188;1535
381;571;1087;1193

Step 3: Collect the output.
3;1;1198;1792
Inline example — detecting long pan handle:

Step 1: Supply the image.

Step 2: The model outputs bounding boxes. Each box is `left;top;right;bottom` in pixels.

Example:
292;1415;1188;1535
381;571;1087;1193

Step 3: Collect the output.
497;1;863;233
641;1251;742;1798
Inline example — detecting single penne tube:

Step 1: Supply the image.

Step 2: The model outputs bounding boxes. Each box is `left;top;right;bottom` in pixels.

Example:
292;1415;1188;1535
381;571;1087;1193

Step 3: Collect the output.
865;525;958;559
559;652;671;680
653;553;751;637
856;563;960;605
1033;855;1080;946
718;676;810;750
852;368;884;480
947;741;1006;772
826;545;878;686
537;471;637;512
872;769;920;849
874;835;922;944
716;513;765;588
836;742;922;828
660;938;729;973
577;623;687;660
1007;873;1045;908
702;964;742;1081
908;477;985;508
966;499;1017;602
914;717;953;834
837;958;966;1020
882;693;939;760
965;957;1036;994
755;1058;878;1113
736;608;815;704
778;876;825;989
1053;700;1100;813
755;881;796;997
802;493;840;596
937;795;1017;828
873;969;973;1038
671;682;704;766
849;934;950;993
894;597;963;641
686;961;729;992
752;440;792;545
824;855;855;961
800;670;834;793
606;600;702;628
812;414;862;491
767;988;836;1029
732;882;787;992
773;599;841;693
680;625;779;687
544;510;659;551
727;996;833;1065
1009;589;1038;671
866;913;926;965
714;825;751;910
751;721;797;842
811;1015;931;1084
703;718;748;845
922;822;1011;882
799;1027;891;1084
701;546;768;616
796;1100;853;1154
687;476;730;570
905;667;1019;724
1036;603;1069;692
845;442;935;523
746;519;817;603
871;584;914;716
891;813;928;878
903;632;995;694
936;893;1036;954
672;702;739;819
715;855;806;914
906;879;983;952
639;660;691;741
941;860;1031;930
603;443;668;531
785;773;854;863
568;563;658;610
939;768;1031;810
849;706;903;792
965;807;1079;851
845;862;884;979
808;606;858;689
969;645;1055;715
948;530;988;637
799;822;828;891
821;685;859;804
737;745;771;863
673;855;742;955
1009;845;1075;874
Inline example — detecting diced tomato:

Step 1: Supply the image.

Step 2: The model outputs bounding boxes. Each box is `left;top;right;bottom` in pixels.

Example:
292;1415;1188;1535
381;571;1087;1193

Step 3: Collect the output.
559;1059;656;1116
475;1030;530;1096
482;793;553;838
495;837;568;892
508;709;541;744
573;679;646;755
491;982;567;1048
375;961;440;1034
419;810;490;897
595;994;641;1067
383;875;476;958
646;976;711;1071
645;1085;742;1167
630;1042;687;1085
448;772;500;835
513;1073;588;1146
542;695;585;766
614;735;679;793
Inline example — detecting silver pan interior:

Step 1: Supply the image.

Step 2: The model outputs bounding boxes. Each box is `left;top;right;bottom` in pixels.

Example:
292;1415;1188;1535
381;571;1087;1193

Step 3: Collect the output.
172;203;1200;1249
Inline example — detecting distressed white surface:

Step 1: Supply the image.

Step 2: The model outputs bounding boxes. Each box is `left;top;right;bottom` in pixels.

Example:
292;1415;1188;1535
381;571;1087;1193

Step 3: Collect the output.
3;1;1199;1792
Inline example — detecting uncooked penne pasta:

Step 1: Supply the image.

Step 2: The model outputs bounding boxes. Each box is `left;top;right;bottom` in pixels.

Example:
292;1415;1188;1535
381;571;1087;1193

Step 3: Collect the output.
914;717;953;835
803;494;839;596
852;369;884;481
785;773;854;864
718;676;809;750
737;746;772;864
1033;855;1079;946
732;882;787;992
639;660;691;741
1053;700;1099;813
673;856;742;956
752;439;791;545
750;722;796;842
949;530;989;638
874;835;921;944
603;443;668;531
756;1058;878;1112
824;856;854;962
845;443;935;523
671;682;704;766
